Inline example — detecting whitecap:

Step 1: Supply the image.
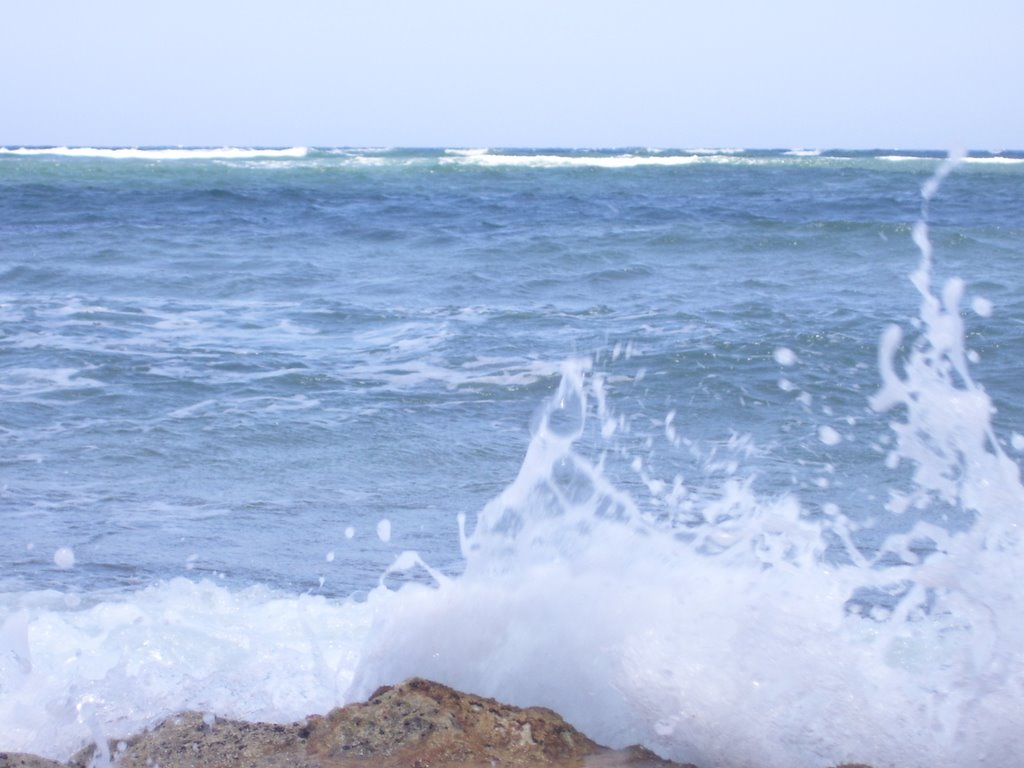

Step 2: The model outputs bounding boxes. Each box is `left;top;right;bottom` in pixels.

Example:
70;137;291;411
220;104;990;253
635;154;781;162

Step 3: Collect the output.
0;146;310;160
443;148;491;156
962;156;1024;165
439;153;708;169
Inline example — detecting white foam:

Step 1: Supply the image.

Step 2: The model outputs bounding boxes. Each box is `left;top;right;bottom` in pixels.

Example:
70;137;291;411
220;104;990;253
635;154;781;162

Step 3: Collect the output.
0;146;310;160
347;355;565;392
685;148;746;155
962;156;1024;165
443;148;491;156
439;153;711;169
325;147;393;155
348;333;1024;767
0;367;104;395
878;154;941;162
0;579;379;759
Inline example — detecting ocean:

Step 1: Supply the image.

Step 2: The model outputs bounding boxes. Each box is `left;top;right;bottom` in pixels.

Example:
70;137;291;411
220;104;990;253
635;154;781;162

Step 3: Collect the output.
0;146;1022;766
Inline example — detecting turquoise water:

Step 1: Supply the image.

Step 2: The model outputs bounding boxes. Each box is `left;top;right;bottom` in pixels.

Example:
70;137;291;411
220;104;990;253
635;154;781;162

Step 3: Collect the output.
1;147;1023;766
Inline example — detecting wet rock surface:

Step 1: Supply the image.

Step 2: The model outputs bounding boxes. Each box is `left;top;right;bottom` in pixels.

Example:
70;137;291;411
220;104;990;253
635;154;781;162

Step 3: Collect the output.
0;678;873;768
0;756;68;768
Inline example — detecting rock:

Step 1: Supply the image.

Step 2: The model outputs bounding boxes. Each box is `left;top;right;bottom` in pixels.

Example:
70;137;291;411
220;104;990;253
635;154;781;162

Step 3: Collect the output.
0;755;68;768
14;678;876;768
66;678;690;768
71;713;312;768
300;677;685;766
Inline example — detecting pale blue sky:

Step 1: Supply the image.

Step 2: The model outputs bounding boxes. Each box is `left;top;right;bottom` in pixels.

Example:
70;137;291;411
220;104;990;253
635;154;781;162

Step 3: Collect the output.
3;0;1021;149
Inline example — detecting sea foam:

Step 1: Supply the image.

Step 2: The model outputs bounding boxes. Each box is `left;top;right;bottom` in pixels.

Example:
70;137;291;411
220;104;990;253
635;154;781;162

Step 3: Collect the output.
0;579;378;759
439;152;712;169
0;146;309;160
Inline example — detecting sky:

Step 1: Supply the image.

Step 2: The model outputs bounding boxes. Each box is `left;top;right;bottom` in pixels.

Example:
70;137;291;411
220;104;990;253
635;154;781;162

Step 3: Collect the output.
2;0;1021;149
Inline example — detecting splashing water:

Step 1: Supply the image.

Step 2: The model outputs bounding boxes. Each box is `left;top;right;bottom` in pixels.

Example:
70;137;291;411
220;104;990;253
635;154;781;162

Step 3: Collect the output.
350;157;1024;767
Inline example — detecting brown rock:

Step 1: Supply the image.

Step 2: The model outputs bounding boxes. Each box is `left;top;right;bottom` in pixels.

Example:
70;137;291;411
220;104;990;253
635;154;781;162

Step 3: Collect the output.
0;755;68;768
304;677;684;767
72;712;314;768
66;678;689;768
18;678;876;768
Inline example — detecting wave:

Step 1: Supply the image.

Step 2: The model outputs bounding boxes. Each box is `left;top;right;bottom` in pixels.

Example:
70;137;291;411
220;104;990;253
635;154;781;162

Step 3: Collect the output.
685;147;746;155
962;155;1024;165
439;152;725;169
0;146;310;160
4;146;1020;170
878;154;942;162
443;148;491;156
441;149;1023;170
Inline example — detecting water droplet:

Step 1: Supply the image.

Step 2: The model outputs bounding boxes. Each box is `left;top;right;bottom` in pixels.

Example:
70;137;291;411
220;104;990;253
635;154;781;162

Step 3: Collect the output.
971;296;993;317
53;547;75;569
774;347;797;366
818;426;841;446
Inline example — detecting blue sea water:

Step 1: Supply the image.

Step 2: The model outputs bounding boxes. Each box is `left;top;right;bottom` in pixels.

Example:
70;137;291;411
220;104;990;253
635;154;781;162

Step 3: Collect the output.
1;147;1023;766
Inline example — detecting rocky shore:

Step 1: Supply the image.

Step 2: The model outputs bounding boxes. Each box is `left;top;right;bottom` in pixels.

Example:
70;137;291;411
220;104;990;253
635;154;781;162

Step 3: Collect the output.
0;678;872;768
